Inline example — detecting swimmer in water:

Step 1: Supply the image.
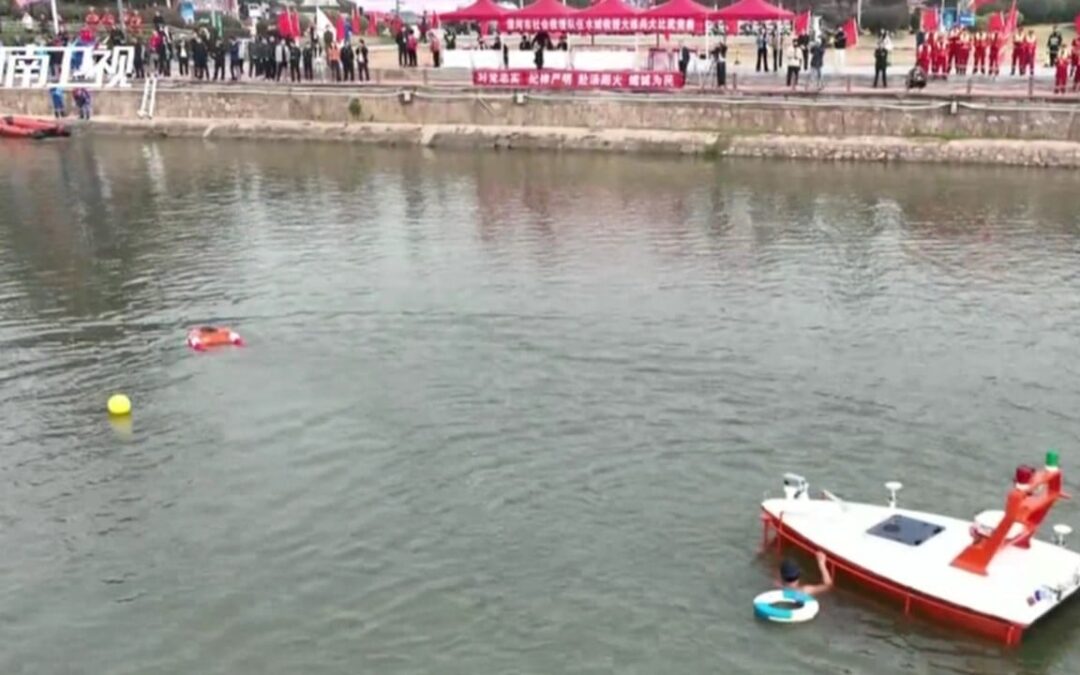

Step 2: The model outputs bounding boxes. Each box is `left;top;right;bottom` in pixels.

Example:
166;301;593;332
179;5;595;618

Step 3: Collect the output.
779;550;834;596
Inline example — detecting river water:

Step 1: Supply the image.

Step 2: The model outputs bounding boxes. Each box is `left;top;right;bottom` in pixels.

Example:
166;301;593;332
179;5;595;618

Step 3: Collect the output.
1;138;1079;675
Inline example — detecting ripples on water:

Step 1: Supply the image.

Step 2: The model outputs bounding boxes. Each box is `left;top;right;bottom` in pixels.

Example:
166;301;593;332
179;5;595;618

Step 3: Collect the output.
2;139;1080;675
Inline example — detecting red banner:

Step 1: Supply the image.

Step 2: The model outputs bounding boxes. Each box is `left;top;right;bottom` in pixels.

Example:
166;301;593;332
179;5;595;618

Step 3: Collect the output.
501;16;703;34
473;69;685;90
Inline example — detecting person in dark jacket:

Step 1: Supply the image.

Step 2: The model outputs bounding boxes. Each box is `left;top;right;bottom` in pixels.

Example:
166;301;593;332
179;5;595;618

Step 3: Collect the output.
341;42;355;81
230;38;242;80
289;41;302;82
357;40;370;81
873;37;889;88
755;28;768;72
711;42;727;88
678;42;691;79
302;42;314;80
534;41;544;70
212;40;225;81
395;27;407;66
133;37;145;79
193;37;208;80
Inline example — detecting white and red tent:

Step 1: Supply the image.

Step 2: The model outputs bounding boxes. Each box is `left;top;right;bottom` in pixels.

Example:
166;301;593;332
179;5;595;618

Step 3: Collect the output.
640;0;713;35
711;0;794;22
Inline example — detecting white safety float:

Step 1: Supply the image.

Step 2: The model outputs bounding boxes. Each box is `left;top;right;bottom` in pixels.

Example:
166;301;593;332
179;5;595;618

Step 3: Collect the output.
753;588;820;623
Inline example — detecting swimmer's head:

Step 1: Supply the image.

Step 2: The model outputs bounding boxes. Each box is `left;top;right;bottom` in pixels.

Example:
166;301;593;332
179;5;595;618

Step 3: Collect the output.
780;559;801;584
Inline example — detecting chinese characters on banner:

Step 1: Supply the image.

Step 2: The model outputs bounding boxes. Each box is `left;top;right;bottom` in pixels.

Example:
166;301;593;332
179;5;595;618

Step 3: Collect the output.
0;46;135;89
473;69;686;90
501;17;703;34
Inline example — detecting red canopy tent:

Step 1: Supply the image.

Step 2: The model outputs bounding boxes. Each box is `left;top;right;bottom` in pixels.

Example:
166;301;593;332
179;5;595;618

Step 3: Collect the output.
580;0;642;18
575;0;642;34
710;0;794;20
440;0;509;23
503;0;579;32
641;0;712;35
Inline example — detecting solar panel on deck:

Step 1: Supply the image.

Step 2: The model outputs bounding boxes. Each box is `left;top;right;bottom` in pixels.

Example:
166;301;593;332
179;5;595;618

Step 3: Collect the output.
866;514;944;546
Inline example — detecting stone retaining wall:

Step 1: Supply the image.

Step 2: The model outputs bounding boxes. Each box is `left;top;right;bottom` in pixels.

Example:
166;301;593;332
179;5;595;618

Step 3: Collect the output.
3;86;1080;142
73;118;1080;168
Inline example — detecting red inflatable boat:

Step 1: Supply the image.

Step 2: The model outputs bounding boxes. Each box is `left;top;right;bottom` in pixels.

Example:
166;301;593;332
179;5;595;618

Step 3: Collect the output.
0;116;70;139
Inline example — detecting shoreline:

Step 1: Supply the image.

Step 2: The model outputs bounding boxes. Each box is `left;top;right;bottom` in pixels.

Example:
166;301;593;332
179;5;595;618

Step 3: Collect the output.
79;117;1080;168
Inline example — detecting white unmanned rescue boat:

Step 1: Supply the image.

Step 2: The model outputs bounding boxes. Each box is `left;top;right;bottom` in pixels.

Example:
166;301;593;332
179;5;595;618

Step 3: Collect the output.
759;451;1080;645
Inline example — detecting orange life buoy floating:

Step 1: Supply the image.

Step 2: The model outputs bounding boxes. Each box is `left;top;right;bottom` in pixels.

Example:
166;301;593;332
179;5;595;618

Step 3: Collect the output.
187;326;244;351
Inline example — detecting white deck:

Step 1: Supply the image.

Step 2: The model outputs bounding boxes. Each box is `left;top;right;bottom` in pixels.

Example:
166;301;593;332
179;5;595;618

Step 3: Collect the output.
762;497;1080;626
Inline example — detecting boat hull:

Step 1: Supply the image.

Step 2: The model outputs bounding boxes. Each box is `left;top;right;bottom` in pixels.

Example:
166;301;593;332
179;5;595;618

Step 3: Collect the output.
761;500;1080;645
0;116;69;139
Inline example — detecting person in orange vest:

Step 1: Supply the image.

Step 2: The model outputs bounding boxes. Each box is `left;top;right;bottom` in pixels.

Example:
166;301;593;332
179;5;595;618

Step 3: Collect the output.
956;30;971;75
1053;53;1068;93
988;30;1002;76
1010;30;1022;75
973;30;987;75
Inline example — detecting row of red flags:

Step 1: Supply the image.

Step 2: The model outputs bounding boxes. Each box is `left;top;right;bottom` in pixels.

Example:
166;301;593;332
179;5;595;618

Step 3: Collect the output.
277;7;428;41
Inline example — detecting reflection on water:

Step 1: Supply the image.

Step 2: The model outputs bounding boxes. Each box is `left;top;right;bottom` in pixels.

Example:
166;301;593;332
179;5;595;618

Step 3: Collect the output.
1;139;1080;675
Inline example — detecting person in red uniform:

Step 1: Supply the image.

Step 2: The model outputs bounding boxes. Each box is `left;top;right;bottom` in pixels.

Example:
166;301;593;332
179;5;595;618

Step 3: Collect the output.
988;31;1002;76
947;27;960;73
916;39;931;75
1021;30;1037;76
973;31;987;74
935;33;949;79
125;10;139;34
956;31;971;75
1072;40;1080;92
85;6;100;31
1054;53;1068;93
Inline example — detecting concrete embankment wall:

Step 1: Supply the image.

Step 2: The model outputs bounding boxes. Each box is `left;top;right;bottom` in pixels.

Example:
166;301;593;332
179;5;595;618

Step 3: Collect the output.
4;86;1080;166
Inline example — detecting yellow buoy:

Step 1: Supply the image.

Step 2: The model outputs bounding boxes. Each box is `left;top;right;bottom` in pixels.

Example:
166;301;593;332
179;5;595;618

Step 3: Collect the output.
107;394;132;417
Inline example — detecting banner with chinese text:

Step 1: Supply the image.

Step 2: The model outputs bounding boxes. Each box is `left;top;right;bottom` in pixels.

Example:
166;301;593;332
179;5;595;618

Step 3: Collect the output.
501;17;704;35
473;69;686;90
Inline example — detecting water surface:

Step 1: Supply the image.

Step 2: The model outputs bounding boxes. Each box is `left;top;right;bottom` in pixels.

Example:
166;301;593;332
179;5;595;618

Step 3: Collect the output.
2;139;1080;675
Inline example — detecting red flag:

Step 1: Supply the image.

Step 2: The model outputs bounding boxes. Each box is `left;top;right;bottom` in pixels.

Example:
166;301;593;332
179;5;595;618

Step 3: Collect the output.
1076;12;1080;35
352;7;361;34
921;8;939;33
1004;0;1018;34
335;14;346;42
290;8;301;38
277;12;291;39
794;11;810;35
842;17;858;48
431;13;440;29
724;20;738;35
368;11;379;37
987;11;1004;32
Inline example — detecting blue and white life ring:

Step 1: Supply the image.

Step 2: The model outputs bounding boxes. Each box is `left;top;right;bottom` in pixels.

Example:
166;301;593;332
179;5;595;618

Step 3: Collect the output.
753;588;819;623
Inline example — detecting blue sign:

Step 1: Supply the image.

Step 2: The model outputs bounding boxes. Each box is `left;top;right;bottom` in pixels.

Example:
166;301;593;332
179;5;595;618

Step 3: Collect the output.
942;8;956;30
180;1;195;25
959;11;975;27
